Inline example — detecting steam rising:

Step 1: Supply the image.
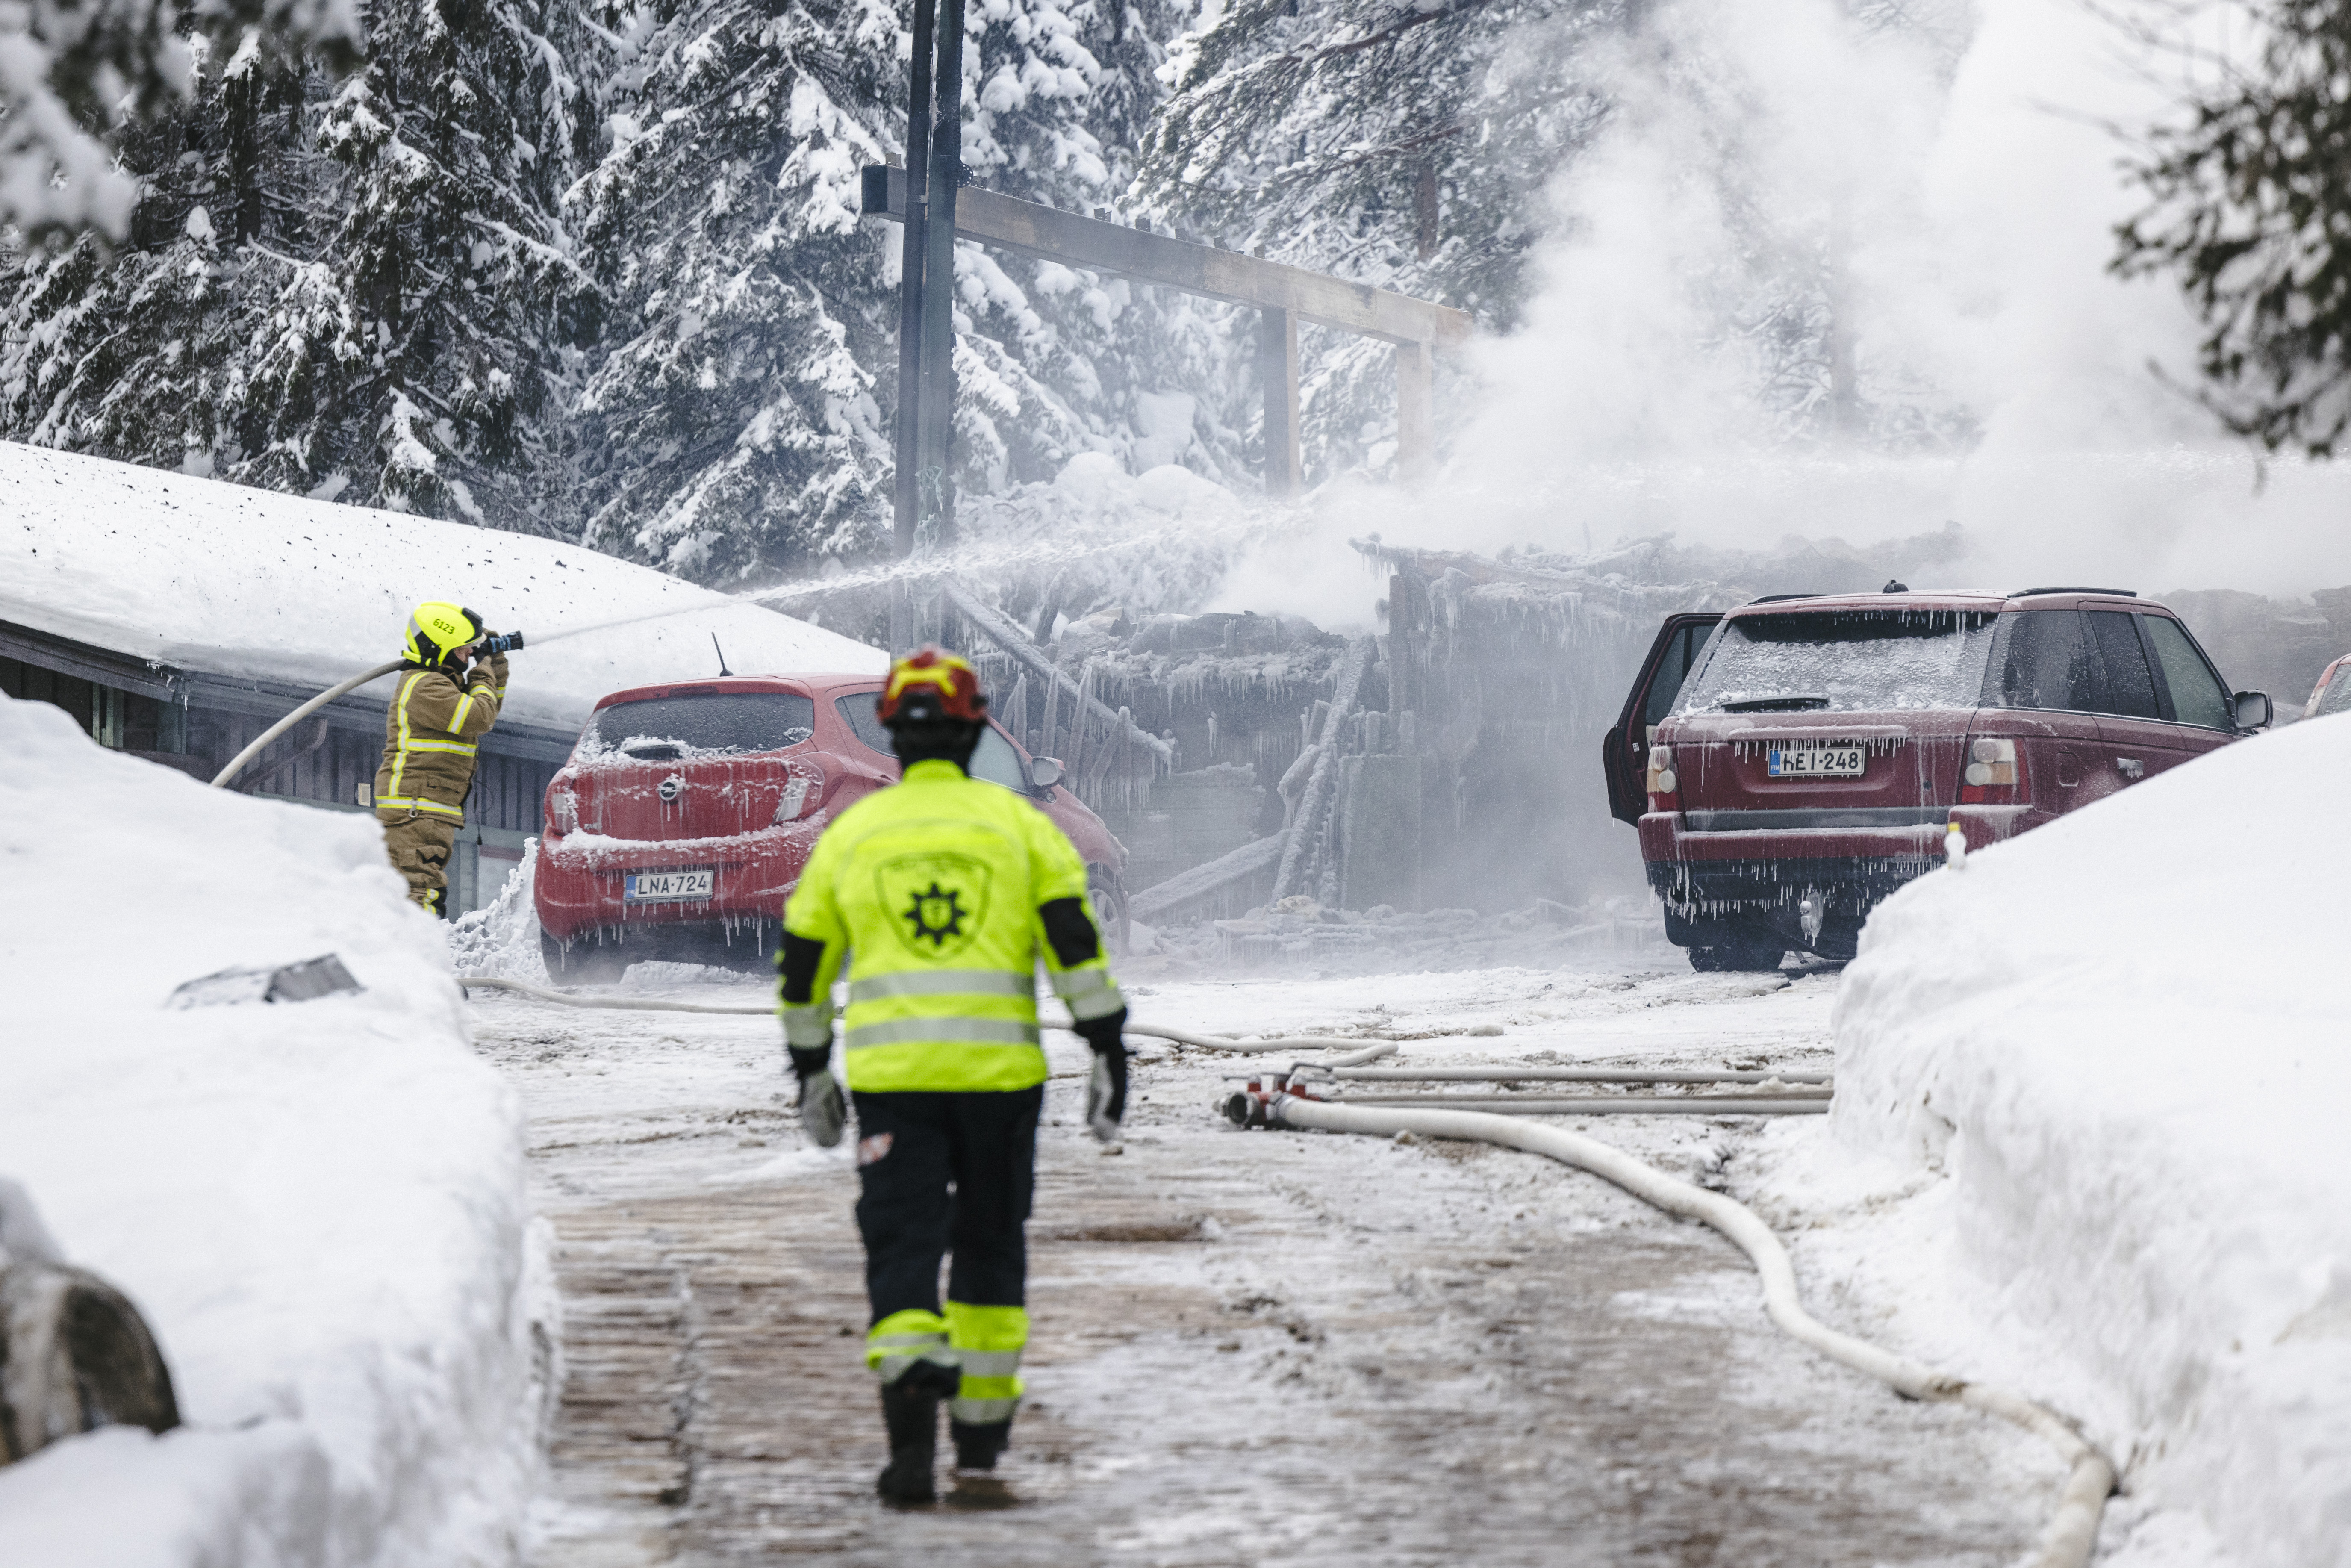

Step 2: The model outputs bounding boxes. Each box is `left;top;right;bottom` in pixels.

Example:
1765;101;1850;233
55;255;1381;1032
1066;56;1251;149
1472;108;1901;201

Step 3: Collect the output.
1223;0;2351;616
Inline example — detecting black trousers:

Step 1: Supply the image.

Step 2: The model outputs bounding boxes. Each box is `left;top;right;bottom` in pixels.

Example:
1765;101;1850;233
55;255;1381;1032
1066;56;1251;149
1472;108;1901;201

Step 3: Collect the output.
852;1086;1042;1320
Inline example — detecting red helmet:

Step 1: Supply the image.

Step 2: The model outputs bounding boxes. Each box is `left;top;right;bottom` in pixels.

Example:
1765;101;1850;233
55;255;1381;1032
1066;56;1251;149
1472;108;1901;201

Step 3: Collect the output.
877;645;988;725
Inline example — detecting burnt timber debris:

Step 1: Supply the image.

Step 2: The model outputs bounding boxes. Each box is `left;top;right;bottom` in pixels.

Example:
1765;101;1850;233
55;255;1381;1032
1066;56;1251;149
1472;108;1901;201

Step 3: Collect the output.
769;521;2351;949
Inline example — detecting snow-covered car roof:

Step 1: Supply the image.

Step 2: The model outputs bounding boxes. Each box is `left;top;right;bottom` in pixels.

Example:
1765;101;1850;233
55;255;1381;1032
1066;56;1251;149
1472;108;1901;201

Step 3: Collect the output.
0;443;885;731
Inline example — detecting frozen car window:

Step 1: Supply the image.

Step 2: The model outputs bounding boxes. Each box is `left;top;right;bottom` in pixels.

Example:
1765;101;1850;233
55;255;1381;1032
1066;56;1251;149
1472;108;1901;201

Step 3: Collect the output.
2143;617;2232;730
1643;620;1715;728
579;693;815;761
835;692;893;756
969;726;1031;793
1995;610;2099;712
835;693;1032;794
2320;663;2351;717
1679;609;1997;715
2086;611;2161;720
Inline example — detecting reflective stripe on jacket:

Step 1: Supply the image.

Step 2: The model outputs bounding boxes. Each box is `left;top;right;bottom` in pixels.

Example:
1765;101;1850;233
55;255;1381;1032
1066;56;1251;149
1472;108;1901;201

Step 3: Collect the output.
780;757;1120;1093
374;660;505;822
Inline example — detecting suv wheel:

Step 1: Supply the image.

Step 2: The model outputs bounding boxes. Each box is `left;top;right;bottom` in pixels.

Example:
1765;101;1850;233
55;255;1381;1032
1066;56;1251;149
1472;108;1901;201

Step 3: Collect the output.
540;928;631;986
1087;865;1131;956
1687;937;1786;973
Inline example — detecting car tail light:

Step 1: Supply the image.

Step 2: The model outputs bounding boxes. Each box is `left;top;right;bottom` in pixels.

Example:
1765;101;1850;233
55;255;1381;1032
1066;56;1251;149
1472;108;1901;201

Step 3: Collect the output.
1647;745;1680;810
548;785;579;834
1960;737;2021;804
773;774;813;824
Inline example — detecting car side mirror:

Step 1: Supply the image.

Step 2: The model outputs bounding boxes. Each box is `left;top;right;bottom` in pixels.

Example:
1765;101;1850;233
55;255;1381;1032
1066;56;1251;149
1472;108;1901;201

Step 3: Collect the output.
1027;756;1066;792
2233;690;2272;731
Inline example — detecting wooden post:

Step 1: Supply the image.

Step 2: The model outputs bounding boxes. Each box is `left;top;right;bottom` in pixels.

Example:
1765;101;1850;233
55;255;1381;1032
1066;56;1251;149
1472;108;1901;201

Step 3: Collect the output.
1396;338;1433;484
1259;306;1302;498
916;0;966;548
1387;570;1421;719
890;0;936;564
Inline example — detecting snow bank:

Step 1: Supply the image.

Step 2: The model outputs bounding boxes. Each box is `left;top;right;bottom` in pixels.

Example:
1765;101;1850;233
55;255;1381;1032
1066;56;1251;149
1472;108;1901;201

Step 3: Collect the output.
0;692;543;1566
446;840;549;985
1812;716;2351;1566
0;442;885;731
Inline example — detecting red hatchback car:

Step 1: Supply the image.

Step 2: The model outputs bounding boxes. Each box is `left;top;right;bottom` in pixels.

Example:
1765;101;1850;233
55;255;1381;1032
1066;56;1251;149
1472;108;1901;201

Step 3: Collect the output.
536;672;1129;980
1603;589;2271;970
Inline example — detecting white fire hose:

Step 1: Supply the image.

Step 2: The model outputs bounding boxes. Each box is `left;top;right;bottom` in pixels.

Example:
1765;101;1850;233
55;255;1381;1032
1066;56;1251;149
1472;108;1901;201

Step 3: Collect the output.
211;659;404;789
1271;1094;2115;1568
453;976;1400;1066
455;975;2105;1559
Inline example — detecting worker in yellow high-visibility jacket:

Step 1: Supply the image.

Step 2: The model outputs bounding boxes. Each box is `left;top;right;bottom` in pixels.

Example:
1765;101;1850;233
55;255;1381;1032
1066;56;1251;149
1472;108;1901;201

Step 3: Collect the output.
776;647;1127;1506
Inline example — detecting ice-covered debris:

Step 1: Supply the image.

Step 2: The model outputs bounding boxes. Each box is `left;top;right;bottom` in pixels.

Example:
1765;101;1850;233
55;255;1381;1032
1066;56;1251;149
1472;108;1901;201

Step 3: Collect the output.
165;953;362;1009
446;839;550;984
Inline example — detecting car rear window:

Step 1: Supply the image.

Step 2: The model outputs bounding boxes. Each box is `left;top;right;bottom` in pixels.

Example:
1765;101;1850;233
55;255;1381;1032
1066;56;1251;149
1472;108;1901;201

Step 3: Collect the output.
1678;608;1998;715
579;692;816;761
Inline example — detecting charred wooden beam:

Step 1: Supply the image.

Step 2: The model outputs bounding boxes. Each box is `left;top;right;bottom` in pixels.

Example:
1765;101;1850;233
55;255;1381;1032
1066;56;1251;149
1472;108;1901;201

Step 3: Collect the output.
940;582;1173;763
860;165;1470;350
861;165;1467;489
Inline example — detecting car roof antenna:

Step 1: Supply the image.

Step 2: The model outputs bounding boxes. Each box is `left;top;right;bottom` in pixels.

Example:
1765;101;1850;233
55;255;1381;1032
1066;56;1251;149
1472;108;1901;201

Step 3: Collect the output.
712;634;734;677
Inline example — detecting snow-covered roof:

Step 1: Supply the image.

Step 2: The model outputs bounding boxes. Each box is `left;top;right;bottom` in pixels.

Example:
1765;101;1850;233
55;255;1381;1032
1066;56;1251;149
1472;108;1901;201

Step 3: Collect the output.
0;443;886;732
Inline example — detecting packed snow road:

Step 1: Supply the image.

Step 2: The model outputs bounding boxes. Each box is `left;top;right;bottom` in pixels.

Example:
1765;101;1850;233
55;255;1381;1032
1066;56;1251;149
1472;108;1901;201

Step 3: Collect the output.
476;955;2050;1567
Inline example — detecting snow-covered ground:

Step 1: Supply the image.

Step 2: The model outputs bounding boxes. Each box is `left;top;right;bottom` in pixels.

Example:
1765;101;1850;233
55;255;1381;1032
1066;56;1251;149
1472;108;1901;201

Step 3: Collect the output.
0;443;884;731
0;693;543;1567
470;721;2351;1568
475;953;2076;1565
1748;715;2351;1568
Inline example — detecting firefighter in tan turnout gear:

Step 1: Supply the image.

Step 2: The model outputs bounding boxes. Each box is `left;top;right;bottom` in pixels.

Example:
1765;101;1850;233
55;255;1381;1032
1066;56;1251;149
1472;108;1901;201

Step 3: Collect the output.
374;602;509;915
777;647;1129;1506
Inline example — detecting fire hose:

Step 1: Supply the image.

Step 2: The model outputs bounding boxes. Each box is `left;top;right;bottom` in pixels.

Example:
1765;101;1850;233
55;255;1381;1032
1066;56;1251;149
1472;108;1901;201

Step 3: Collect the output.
1266;1093;2115;1568
456;973;2107;1558
211;631;526;790
452;975;1401;1066
212;660;405;789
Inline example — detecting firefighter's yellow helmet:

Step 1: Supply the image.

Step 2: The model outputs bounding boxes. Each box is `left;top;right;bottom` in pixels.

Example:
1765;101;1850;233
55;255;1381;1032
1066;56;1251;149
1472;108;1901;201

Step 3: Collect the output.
404;601;484;666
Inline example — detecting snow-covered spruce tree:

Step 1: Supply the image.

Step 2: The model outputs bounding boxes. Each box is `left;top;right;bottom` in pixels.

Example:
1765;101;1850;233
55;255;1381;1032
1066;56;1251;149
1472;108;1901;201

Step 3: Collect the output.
0;0;360;238
1134;0;1626;482
0;37;324;474
565;0;904;581
253;0;601;523
0;0;600;528
1134;0;1975;479
572;0;1240;585
947;0;1247;513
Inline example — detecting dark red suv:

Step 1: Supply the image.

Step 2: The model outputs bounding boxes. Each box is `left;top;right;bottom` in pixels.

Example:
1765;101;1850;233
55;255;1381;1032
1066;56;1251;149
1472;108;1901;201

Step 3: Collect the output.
536;673;1129;980
1603;589;2271;970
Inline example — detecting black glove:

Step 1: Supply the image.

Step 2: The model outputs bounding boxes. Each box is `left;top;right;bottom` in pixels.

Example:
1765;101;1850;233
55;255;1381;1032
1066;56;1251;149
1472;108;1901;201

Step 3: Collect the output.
1075;1007;1127;1143
789;1045;845;1148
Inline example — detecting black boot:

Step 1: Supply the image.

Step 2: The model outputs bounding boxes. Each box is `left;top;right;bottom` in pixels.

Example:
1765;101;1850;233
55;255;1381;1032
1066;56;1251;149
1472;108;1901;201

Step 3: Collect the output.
875;1363;958;1505
950;1415;1013;1472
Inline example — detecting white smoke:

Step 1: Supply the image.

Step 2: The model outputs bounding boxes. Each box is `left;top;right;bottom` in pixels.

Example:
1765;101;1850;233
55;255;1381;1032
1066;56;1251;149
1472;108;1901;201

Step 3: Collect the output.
1217;0;2351;606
